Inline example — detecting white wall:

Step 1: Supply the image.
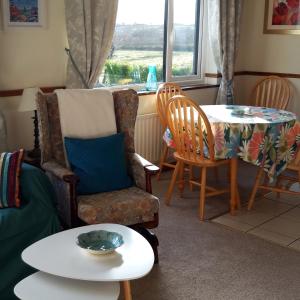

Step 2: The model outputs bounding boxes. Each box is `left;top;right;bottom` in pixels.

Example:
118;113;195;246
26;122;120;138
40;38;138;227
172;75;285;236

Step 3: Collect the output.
0;0;67;89
0;0;67;151
235;0;300;118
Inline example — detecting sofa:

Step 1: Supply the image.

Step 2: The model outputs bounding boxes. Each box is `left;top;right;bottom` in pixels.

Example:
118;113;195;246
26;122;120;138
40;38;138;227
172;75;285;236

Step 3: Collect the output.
0;163;61;300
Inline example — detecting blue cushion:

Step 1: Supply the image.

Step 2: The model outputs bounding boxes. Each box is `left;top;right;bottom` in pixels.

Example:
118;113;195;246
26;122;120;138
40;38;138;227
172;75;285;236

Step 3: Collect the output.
64;133;133;195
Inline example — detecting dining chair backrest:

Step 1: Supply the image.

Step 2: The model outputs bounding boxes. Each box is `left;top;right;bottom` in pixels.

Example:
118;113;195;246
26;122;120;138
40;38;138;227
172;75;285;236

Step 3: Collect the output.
156;83;183;130
166;95;215;162
251;76;291;110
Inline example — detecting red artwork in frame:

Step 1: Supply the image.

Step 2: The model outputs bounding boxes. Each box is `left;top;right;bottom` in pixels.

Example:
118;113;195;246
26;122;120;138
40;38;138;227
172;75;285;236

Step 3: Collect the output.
264;0;300;34
2;0;46;28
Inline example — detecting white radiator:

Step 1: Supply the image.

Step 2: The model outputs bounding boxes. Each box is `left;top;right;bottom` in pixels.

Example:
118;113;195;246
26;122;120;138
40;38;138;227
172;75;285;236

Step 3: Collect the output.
134;113;163;163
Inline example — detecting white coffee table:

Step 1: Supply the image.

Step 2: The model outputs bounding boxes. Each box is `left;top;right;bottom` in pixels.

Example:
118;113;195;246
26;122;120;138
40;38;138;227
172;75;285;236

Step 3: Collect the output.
18;224;154;300
14;271;120;300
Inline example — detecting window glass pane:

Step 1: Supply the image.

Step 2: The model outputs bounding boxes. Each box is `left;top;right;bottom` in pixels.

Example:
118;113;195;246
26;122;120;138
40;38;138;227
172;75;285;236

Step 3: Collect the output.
172;0;198;77
98;0;165;87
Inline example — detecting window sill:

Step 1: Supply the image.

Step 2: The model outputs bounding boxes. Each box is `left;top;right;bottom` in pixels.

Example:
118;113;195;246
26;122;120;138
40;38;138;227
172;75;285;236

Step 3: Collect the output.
137;83;219;96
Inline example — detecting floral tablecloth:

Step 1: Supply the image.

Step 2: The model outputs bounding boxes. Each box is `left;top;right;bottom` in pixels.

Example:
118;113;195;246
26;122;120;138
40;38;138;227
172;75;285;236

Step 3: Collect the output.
164;105;300;181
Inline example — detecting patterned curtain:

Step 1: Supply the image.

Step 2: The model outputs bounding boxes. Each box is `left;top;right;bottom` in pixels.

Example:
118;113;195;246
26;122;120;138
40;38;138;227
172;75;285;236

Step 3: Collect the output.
0;112;7;152
208;0;243;104
65;0;118;88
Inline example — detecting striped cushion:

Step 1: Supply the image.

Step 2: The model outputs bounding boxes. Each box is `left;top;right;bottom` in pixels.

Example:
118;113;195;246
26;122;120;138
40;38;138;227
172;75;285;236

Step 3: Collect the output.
0;149;24;208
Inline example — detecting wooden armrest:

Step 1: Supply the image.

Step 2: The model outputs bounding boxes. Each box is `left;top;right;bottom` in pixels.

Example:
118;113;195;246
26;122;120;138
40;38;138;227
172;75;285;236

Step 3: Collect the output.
42;161;79;184
132;153;160;193
134;153;159;171
42;161;80;228
144;164;159;194
144;165;160;176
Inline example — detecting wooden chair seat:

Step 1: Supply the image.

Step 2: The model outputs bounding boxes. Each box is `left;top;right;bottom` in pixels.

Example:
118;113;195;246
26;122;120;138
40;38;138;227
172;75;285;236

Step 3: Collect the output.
173;152;229;167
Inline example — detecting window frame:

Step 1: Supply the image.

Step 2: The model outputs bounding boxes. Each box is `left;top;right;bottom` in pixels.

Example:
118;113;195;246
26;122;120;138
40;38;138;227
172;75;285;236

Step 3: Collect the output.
165;0;204;85
98;0;206;89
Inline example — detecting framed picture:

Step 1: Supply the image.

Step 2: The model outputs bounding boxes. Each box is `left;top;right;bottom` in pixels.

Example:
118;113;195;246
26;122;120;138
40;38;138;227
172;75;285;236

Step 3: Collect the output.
2;0;46;27
264;0;300;34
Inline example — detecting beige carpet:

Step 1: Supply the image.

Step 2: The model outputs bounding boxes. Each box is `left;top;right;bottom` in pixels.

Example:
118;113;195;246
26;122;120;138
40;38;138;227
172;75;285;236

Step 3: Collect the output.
125;162;300;300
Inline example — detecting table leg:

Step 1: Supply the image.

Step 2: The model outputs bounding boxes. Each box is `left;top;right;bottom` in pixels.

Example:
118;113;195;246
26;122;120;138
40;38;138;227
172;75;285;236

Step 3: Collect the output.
122;281;132;300
236;185;241;210
230;157;238;215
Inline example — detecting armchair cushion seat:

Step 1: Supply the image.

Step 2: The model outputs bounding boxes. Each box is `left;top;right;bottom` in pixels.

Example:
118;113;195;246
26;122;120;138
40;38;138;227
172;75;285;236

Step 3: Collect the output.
78;186;159;225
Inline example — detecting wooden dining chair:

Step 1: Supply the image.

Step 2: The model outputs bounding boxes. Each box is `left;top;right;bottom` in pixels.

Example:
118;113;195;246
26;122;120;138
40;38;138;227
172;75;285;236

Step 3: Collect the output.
248;150;300;210
165;95;234;221
251;76;291;110
156;83;183;180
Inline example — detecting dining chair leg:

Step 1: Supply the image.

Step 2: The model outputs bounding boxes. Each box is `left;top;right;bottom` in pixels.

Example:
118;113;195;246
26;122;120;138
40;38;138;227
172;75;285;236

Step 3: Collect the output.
247;167;264;210
236;185;241;209
230;158;238;215
189;165;194;191
214;168;219;182
227;166;230;183
178;162;185;197
261;175;271;197
275;176;283;198
157;143;169;180
199;167;207;221
165;161;180;206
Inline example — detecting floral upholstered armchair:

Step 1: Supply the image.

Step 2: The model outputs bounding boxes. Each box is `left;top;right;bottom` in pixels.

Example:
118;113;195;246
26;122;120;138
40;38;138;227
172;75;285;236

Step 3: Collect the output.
36;89;160;261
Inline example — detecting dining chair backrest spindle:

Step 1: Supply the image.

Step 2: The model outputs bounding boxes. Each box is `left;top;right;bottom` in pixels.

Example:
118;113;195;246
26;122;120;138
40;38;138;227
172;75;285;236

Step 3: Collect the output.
166;95;215;163
251;76;291;110
156;83;183;130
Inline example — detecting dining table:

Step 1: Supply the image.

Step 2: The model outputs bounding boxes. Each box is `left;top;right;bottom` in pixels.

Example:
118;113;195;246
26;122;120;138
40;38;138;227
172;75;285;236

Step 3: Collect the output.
163;104;300;212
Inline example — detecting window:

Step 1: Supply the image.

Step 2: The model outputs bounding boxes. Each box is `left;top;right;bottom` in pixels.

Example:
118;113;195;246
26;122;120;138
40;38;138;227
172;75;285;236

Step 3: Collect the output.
97;0;203;89
166;0;202;82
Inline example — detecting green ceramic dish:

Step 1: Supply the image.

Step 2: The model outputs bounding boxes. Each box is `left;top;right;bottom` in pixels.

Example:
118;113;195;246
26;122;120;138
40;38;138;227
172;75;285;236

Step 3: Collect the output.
231;108;245;116
231;107;253;116
76;230;124;255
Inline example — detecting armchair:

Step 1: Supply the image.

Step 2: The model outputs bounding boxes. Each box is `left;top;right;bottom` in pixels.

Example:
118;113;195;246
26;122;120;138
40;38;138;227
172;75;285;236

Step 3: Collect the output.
36;89;160;262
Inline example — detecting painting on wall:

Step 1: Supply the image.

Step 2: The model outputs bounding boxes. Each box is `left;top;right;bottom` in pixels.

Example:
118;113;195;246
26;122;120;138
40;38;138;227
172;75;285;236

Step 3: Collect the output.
264;0;300;34
2;0;46;27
